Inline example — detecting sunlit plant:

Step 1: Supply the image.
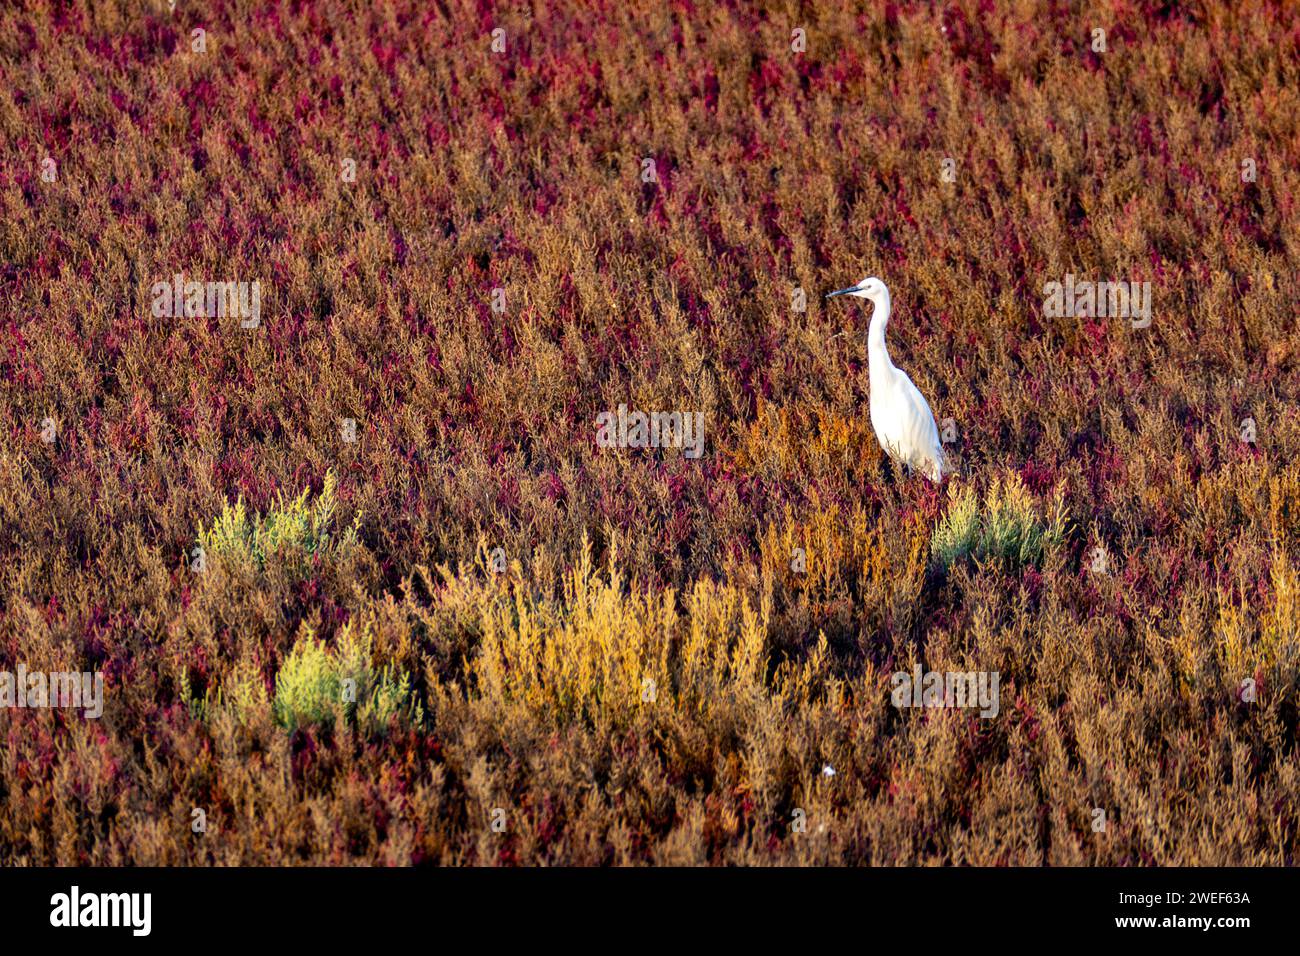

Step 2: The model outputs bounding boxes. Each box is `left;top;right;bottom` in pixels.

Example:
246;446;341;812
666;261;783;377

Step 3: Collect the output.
197;471;360;571
273;617;422;734
931;474;1066;571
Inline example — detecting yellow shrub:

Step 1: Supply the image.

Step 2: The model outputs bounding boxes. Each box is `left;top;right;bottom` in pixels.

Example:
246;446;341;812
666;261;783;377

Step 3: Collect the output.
466;537;771;728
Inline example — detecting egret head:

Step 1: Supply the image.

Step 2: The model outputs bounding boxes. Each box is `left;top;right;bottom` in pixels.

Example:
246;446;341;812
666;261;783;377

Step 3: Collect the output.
826;276;888;304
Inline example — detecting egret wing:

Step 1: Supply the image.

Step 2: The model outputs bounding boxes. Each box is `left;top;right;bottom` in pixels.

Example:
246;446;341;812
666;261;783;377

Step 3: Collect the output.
895;370;946;479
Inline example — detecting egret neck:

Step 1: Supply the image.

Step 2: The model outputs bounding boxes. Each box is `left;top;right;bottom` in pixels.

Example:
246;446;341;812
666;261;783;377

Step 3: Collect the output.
867;286;896;381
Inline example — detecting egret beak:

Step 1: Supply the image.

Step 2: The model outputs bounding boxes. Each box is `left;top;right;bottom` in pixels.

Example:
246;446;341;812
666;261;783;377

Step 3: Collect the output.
826;285;859;298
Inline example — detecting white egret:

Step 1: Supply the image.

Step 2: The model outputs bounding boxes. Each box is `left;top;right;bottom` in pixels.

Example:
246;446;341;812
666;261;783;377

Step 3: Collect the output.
827;277;946;483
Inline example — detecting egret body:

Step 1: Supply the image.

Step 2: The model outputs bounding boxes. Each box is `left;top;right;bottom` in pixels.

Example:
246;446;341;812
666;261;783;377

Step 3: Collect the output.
827;277;946;483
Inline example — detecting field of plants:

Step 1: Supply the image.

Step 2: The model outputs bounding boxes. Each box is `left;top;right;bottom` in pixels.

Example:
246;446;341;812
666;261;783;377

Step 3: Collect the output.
1;0;1298;865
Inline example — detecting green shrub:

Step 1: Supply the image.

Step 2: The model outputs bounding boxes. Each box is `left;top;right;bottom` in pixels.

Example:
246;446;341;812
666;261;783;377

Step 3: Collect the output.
273;617;422;734
197;471;360;572
931;475;1066;571
930;483;981;569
